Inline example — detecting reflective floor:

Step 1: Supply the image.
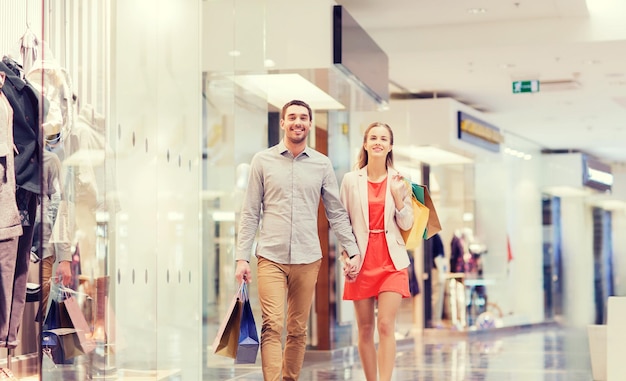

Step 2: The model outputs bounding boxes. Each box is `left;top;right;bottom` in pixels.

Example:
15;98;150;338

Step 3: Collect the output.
205;325;594;381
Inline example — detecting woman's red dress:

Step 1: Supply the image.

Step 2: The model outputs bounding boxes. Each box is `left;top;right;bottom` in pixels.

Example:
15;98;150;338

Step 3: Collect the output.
343;178;409;300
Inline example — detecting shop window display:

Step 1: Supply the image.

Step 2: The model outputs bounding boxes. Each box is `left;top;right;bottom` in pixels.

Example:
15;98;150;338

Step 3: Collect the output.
1;38;46;379
3;0;206;376
0;1;117;378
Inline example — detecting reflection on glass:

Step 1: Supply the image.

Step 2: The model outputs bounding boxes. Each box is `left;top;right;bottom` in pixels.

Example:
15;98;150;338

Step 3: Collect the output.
31;38;113;377
0;1;114;378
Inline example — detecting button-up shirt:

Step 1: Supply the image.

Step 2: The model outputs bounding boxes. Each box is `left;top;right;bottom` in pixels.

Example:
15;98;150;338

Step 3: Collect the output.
236;140;359;264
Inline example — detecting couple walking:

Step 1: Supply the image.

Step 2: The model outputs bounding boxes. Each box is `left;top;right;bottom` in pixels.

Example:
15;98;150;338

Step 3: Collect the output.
234;100;414;381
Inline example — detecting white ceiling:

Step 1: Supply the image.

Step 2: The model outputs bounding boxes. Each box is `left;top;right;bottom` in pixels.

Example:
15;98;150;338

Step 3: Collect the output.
335;0;626;164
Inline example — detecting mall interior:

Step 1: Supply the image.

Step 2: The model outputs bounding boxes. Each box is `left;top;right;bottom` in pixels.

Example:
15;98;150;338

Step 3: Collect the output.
0;0;624;380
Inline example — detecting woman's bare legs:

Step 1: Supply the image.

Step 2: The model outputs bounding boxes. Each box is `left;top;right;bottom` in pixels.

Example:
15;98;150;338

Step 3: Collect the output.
354;297;377;381
376;291;402;381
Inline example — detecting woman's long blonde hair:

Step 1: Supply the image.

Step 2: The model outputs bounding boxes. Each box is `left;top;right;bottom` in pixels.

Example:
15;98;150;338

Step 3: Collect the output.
356;122;395;169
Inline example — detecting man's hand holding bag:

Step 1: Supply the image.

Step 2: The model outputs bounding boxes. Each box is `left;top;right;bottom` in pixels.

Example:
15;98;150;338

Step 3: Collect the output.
212;282;259;364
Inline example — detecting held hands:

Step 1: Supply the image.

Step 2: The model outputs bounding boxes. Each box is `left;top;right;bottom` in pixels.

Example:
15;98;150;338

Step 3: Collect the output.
341;251;361;282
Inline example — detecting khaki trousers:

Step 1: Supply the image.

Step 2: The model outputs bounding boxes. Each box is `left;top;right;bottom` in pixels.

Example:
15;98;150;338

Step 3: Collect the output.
257;257;321;381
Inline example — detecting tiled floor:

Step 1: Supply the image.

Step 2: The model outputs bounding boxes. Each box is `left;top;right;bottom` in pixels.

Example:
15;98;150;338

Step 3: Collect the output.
205;325;595;381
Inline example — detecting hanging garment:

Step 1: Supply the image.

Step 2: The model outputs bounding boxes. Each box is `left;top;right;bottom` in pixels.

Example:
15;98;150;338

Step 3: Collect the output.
450;235;465;274
0;72;23;240
0;59;43;349
0;57;43;195
19;27;39;75
431;233;444;267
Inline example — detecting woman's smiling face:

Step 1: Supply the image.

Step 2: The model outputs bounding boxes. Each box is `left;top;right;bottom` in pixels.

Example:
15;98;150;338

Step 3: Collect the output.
364;125;392;159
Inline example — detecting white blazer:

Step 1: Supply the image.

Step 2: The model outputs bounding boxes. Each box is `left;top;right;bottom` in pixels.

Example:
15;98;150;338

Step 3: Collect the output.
339;166;413;270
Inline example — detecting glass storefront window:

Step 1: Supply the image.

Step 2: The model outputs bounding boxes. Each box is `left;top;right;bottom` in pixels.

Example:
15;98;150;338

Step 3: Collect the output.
3;0;204;378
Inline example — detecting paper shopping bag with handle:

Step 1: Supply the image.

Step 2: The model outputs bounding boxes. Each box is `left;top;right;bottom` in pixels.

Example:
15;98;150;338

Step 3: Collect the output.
402;179;442;240
417;184;442;239
235;283;259;364
400;180;430;250
212;284;244;359
62;294;96;353
42;328;84;364
45;283;96;353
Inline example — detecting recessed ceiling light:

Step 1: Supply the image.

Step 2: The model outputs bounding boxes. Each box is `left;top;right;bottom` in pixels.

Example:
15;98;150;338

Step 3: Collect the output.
467;8;487;14
394;145;473;165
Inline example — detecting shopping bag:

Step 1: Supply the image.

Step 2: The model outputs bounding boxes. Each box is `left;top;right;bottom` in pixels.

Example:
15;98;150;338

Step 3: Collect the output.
42;284;95;364
402;180;442;242
42;328;83;364
212;284;244;359
43;296;64;331
400;184;430;250
42;296;84;364
416;184;442;239
62;294;96;353
235;284;259;364
407;252;420;296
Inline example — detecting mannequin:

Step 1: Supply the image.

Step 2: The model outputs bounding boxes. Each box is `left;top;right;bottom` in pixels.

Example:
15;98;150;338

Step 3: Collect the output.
450;229;464;273
447;230;467;329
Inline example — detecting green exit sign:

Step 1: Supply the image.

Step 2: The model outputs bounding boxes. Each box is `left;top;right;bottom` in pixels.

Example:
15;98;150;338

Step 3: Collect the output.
512;80;540;93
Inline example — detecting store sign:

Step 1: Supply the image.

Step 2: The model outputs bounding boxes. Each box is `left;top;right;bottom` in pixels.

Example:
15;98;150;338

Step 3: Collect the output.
583;155;613;192
457;112;503;152
512;80;540;94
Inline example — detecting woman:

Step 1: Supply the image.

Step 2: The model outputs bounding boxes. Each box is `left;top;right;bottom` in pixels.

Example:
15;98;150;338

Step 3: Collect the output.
340;122;414;381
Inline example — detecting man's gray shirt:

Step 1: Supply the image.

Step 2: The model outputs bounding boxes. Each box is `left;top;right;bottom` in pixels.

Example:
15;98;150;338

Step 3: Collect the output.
236;141;359;264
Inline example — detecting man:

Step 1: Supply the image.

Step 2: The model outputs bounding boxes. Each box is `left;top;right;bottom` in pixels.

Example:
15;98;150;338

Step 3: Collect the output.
235;100;360;381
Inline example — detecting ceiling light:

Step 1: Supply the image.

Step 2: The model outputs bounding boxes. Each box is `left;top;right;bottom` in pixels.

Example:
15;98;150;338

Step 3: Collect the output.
394;145;473;165
227;50;241;57
504;146;533;160
467;8;487;14
231;73;345;110
583;59;601;65
212;211;236;222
